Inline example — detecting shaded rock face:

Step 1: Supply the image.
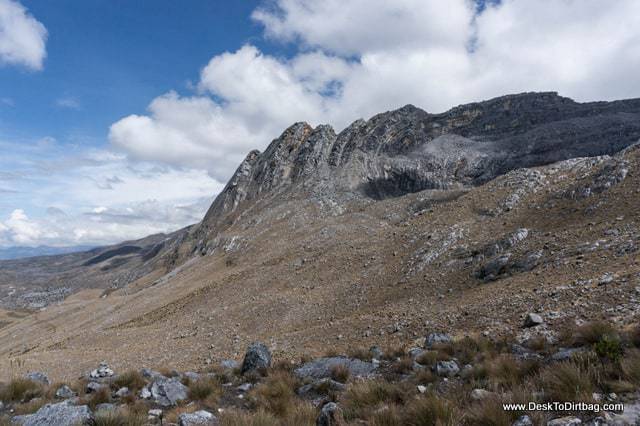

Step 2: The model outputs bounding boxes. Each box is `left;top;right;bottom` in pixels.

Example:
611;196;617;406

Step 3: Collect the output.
241;342;272;375
195;92;640;247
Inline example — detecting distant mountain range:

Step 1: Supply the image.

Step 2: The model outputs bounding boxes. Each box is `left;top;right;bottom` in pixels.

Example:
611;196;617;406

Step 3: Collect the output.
0;245;95;260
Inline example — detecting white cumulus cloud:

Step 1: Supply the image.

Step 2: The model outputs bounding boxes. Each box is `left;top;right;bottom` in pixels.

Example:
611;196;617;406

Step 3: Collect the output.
109;0;640;183
0;0;47;70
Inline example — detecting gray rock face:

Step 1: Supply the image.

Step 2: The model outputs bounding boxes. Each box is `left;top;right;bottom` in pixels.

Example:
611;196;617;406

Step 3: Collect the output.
295;357;377;380
147;378;188;406
179;410;218;426
11;401;92;426
55;385;76;399
240;342;272;375
316;402;344;426
85;382;107;394
425;332;452;348
89;362;114;379
24;372;49;385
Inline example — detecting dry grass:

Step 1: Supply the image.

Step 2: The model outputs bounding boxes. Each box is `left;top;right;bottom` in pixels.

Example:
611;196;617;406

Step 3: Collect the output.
188;377;222;407
113;370;146;393
94;409;147;426
0;378;43;402
330;364;351;383
12;397;48;415
573;321;618;346
85;386;112;410
249;371;299;418
537;361;595;403
621;349;640;385
220;409;280;426
341;380;410;421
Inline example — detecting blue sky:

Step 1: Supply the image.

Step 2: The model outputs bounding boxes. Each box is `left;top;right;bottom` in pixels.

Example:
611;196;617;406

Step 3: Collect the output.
0;0;639;247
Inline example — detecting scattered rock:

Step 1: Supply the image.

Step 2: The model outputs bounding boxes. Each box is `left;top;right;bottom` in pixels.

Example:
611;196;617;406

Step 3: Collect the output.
11;401;92;426
24;372;50;385
220;360;238;370
295;357;377;380
148;408;163;418
547;417;582;426
316;402;344;426
434;360;460;377
236;383;252;393
95;403;116;412
424;333;452;348
512;415;534;426
85;382;107;394
416;385;427;394
89;362;114;379
179;410;218;426
115;387;130;398
55;385;76;399
470;388;492;400
524;313;544;328
240;342;272;375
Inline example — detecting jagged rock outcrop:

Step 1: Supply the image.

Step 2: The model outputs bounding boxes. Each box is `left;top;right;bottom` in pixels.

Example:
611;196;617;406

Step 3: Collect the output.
193;92;640;253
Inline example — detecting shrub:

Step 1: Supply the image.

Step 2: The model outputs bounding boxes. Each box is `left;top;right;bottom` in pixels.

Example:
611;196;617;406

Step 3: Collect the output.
330;364;351;383
594;336;623;362
0;378;43;402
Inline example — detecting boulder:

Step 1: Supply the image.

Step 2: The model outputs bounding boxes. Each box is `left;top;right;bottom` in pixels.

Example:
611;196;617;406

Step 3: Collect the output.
425;333;452;348
294;357;377;380
434;360;460;377
55;385;77;399
24;372;49;385
316;402;344;426
241;342;272;375
547;417;582;426
179;410;218;426
11;401;92;426
149;377;188;406
524;313;544;328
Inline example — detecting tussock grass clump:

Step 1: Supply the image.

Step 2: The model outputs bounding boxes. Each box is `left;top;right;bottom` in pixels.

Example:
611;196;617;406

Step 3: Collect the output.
537;361;595;403
94;409;146;426
390;357;414;375
86;386;112;410
341;380;410;421
188;377;222;406
249;371;299;418
0;378;43;402
404;395;459;426
113;370;146;393
348;347;372;361
330;364;351;383
12;397;48;415
465;395;517;426
621;348;640;385
219;409;280;426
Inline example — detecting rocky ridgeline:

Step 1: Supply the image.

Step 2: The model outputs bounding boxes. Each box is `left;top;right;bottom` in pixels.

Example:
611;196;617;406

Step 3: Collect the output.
3;318;640;425
192;92;640;254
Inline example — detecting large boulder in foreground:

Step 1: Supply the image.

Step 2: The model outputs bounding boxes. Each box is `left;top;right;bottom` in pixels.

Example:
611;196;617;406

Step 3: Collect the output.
11;401;92;425
241;342;272;375
294;357;377;380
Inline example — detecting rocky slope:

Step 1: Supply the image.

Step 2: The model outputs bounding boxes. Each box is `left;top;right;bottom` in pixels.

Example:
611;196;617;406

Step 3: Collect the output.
0;92;639;385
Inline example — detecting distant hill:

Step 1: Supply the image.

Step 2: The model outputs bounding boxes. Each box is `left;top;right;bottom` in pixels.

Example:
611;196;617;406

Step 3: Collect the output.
0;245;95;260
